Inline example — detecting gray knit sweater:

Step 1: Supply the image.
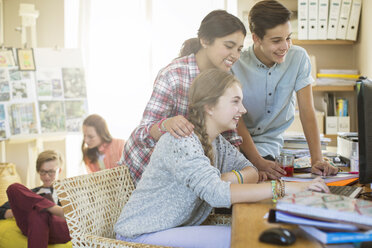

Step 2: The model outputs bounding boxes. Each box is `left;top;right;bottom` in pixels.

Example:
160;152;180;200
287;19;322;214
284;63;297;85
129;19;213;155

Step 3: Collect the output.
114;132;255;238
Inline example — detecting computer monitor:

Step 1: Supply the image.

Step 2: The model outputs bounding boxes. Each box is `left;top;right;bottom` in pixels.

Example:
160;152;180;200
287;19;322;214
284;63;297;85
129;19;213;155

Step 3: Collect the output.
357;77;372;184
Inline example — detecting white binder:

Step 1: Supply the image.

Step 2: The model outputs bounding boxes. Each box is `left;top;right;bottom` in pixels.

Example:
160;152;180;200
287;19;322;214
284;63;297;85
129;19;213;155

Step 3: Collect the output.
317;0;329;40
327;0;341;39
346;0;362;41
336;0;352;40
298;0;309;40
308;0;318;39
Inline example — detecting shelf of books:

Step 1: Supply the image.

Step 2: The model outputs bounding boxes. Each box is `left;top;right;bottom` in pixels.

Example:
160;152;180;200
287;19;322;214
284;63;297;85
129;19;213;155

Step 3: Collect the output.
296;0;362;42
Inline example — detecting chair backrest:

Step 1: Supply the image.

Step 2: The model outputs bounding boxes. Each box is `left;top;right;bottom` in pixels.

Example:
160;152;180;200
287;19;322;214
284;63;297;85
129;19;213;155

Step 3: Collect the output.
54;165;135;241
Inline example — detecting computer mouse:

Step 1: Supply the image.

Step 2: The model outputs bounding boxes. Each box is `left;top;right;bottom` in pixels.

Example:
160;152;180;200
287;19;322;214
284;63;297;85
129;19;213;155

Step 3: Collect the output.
259;227;296;246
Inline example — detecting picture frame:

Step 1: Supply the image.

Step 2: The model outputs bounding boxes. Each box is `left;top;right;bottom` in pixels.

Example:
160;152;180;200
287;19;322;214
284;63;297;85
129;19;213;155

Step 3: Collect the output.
0;48;16;67
16;48;36;71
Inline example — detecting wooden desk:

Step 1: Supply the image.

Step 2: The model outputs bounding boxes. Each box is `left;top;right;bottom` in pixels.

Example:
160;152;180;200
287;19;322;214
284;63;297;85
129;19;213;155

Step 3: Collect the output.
231;200;322;248
231;184;372;248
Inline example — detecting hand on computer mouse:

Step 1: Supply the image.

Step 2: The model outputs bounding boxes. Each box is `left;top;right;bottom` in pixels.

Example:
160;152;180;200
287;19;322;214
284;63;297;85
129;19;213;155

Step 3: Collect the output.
259;227;296;246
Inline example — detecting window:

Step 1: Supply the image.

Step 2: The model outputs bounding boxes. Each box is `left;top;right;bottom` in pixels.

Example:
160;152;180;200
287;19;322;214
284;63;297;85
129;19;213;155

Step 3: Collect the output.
65;0;237;139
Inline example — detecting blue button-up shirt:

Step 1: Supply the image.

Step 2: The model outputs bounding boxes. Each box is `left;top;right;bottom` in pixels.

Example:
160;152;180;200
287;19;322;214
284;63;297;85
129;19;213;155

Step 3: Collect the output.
232;45;314;157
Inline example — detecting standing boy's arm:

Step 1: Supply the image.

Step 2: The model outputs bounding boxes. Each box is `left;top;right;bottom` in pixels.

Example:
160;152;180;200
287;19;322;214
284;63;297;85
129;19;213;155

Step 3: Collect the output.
297;85;338;176
236;118;285;179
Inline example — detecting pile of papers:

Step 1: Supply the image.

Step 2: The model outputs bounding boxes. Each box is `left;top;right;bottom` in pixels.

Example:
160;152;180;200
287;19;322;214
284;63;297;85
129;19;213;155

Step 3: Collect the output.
283;132;330;150
269;191;372;244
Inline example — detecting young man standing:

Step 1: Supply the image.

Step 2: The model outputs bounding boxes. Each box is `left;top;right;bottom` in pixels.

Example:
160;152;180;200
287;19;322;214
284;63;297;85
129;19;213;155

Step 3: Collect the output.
0;150;71;248
229;0;338;180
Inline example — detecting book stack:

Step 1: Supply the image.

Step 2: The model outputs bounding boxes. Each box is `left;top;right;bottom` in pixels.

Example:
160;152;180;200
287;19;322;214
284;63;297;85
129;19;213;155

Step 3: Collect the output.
270;191;372;245
297;0;362;41
316;69;360;86
283;133;330;150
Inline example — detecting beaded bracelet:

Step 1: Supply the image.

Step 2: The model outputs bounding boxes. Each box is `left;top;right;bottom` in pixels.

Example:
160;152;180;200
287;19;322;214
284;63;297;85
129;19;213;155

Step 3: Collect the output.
232;170;242;184
271;180;278;203
157;118;167;134
279;179;285;198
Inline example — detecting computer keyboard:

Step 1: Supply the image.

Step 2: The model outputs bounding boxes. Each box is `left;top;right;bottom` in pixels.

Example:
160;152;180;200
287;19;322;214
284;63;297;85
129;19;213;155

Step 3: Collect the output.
329;186;363;198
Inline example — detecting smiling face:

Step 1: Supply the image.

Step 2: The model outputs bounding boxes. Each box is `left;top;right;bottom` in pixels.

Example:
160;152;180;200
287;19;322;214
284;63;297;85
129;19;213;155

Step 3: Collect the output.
206;82;246;137
83;125;103;149
253;21;292;67
201;31;245;71
39;159;61;188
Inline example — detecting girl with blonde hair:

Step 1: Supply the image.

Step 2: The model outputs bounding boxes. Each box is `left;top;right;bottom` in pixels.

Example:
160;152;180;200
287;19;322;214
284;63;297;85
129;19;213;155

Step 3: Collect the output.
115;69;328;248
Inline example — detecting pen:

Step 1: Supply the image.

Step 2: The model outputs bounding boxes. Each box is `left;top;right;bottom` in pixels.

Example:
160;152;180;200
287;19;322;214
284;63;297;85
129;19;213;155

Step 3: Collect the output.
338;171;359;174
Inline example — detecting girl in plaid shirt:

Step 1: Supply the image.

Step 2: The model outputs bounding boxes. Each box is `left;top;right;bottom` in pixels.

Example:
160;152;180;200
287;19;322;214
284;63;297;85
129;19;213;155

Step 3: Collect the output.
120;10;247;184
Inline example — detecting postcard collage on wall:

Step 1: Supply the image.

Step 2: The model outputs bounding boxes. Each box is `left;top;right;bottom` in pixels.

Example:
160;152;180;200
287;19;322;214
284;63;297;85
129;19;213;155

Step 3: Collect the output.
0;49;88;140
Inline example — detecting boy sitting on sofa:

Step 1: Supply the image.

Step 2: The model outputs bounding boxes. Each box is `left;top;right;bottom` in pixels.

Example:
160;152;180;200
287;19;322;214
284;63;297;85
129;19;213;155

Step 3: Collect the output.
0;150;71;248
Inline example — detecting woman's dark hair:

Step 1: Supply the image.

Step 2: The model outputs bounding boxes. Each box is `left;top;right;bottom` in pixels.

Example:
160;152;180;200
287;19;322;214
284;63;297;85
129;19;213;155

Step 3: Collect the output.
249;0;292;39
81;114;113;164
179;10;246;57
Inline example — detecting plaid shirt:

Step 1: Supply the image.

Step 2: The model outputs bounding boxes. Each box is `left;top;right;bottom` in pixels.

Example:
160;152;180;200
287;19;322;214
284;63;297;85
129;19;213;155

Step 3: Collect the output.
121;54;242;184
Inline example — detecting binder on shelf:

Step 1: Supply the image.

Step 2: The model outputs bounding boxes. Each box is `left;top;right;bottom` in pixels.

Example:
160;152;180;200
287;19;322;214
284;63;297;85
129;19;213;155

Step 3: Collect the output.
298;0;309;40
317;0;329;40
346;0;362;41
336;0;352;40
308;0;318;39
316;73;360;79
327;0;342;39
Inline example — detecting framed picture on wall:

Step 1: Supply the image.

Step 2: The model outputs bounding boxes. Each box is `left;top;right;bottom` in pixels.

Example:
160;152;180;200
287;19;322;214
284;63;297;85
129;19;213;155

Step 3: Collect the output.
0;48;16;67
17;48;36;71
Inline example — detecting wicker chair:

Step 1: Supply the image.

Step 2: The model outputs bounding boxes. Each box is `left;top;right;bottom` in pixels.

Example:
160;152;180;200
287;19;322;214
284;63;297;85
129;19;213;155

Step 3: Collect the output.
54;165;231;248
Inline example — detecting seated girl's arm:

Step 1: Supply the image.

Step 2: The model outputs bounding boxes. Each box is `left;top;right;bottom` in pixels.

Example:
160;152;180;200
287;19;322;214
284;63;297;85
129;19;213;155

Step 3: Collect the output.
221;166;258;184
219;136;259;184
230;177;329;204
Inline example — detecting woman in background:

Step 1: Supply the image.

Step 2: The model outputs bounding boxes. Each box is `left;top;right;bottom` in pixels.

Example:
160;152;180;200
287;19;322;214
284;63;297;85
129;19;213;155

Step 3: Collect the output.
82;114;125;173
121;9;247;185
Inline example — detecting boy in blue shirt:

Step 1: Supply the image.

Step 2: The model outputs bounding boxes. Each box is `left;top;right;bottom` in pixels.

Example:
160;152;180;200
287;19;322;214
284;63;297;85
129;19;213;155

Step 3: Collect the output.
230;0;338;180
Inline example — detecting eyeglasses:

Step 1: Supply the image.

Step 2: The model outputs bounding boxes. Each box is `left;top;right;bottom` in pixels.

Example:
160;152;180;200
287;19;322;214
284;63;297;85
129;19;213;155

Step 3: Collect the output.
39;169;59;176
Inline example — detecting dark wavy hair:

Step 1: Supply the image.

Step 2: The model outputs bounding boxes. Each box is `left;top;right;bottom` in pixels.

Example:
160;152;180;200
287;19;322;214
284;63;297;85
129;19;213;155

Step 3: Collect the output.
179;10;246;57
249;0;292;39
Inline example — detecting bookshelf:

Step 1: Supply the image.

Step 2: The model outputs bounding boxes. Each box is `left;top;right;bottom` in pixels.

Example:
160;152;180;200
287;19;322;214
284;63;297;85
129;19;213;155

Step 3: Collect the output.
312;85;355;92
293;39;356;46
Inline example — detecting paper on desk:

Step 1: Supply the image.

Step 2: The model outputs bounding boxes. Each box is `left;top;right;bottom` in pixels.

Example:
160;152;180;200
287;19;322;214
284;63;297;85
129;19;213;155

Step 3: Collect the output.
294;156;311;168
282;173;358;183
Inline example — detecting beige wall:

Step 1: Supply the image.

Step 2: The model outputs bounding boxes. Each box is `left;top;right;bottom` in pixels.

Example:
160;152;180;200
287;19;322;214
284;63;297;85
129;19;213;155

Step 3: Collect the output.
3;0;64;48
356;0;372;78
